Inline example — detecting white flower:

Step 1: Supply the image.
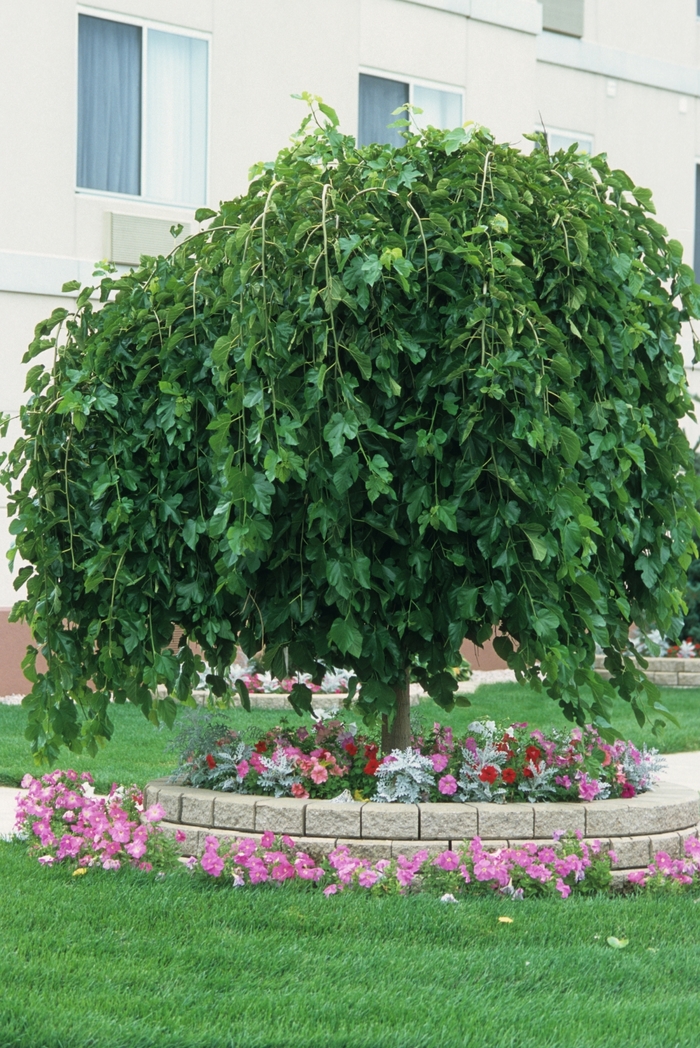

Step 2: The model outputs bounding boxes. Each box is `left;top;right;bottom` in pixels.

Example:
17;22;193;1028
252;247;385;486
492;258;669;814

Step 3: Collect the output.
677;640;696;659
440;893;459;903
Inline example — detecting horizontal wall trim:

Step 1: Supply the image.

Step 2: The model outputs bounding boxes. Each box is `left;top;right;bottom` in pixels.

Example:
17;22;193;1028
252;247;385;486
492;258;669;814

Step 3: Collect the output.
401;0;542;35
537;31;700;97
0;251;97;298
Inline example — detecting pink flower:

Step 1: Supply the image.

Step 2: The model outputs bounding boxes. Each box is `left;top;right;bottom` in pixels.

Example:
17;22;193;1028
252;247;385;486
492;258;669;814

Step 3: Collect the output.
291;783;309;799
555;878;571;899
431;753;449;773
37;855;54;865
324;884;339;896
358;870;379;888
201;850;225;877
432;850;460;871
281;835;296;849
621;782;636;798
142;803;166;823
236;760;250;779
310;764;328;784
438;775;458;796
175;830;187;843
261;830;275;848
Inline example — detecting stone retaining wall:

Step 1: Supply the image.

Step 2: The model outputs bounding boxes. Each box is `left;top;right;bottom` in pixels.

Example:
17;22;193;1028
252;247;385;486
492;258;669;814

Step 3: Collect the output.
145;779;700;880
594;654;700;687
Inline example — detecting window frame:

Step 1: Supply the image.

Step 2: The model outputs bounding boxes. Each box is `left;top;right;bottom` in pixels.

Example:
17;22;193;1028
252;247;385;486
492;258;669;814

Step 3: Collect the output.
542;126;594;155
358;66;465;140
75;5;211;208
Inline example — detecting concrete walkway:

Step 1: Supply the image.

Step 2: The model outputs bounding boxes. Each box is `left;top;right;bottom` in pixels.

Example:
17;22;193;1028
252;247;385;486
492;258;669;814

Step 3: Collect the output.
1;754;699;841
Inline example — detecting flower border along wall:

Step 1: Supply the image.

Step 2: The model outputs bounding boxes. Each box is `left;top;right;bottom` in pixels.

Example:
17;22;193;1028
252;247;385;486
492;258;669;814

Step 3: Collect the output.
153;716;700;880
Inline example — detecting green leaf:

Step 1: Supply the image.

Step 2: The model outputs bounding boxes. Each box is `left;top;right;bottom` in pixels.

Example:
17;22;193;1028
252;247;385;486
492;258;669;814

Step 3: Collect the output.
560;427;581;465
606;937;629;950
318;102;339;126
328;618;363;658
61;280;81;293
235;678;251;712
522;528;548;561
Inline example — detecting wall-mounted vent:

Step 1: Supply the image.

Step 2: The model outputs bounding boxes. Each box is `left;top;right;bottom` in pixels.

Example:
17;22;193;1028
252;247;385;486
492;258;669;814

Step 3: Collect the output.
104;212;191;266
540;0;584;38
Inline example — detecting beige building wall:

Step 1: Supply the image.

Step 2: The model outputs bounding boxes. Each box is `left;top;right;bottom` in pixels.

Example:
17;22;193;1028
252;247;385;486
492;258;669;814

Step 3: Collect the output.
1;0;700;684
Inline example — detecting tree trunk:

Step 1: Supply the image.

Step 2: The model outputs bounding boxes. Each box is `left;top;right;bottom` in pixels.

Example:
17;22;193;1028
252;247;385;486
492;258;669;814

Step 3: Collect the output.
381;669;412;753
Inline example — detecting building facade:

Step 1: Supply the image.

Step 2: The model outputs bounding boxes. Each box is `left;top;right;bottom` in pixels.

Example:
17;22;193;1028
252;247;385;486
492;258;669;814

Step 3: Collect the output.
1;0;700;686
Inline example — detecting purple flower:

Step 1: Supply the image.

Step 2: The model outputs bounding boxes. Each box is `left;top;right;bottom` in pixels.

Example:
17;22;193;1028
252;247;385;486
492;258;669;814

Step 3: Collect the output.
431;753;449;773
432;850;460;871
323;884;339;896
438;775;458;796
555;878;571;898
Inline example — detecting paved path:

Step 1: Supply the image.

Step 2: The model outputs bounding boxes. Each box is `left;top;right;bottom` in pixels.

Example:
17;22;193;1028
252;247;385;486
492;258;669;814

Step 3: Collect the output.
1;754;699;841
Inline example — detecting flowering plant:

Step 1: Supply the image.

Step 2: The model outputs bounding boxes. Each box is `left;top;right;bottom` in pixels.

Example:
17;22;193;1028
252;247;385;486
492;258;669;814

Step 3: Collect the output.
627;835;700;890
15;770;176;872
227;657;353;696
194;829;613;899
172;713;665;804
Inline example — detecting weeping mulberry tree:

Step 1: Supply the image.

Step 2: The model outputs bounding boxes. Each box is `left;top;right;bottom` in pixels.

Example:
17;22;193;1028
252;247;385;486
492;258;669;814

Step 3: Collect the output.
6;99;700;761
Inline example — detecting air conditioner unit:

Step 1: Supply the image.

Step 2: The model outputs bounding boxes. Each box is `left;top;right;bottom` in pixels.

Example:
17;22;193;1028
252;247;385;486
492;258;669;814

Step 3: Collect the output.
541;0;584;38
104;213;191;267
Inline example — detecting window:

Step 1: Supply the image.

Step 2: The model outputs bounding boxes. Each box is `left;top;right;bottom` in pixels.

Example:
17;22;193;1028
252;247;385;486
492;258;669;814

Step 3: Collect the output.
540;0;584;37
77;12;208;207
694;165;700;283
545;128;593;155
358;72;463;147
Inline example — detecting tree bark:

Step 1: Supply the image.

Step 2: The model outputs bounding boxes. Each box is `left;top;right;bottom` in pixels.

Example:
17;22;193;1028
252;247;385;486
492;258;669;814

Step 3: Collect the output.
381;669;412;753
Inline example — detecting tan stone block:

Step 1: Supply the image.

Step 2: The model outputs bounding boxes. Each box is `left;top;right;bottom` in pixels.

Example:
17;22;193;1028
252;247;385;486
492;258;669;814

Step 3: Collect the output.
391;840;449;859
648;831;682;860
160;821;201;856
611;868;639;890
362;802;418;840
213;793;257;832
180;788;215;827
254;797;306;835
678;825;700;845
156;785;183;822
305;801;365;838
679;673;700;687
646;672;678;686
646;658;675;673
336;838;392;860
418;802;477;841
144;777;169;808
294;836;339;861
606;836;651;869
475;839;508;852
676;660;699;672
478;803;534;839
533;803;586;840
585;800;632;836
624;795;699;835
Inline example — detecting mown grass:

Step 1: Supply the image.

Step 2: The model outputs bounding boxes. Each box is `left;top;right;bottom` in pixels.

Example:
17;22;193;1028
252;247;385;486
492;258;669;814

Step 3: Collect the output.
1;681;700;791
0;838;699;1048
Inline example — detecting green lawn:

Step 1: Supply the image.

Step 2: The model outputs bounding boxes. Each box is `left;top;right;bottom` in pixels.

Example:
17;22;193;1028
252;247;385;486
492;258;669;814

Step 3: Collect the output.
0;839;699;1048
1;681;700;791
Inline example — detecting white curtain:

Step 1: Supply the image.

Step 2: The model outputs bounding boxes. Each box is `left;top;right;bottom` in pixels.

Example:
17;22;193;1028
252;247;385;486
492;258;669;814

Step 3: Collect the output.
412;87;462;132
77;15;141;195
145;30;208;206
358;74;409;148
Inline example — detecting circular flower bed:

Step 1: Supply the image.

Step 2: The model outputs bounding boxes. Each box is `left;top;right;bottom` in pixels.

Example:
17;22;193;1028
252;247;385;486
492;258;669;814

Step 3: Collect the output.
172;714;664;805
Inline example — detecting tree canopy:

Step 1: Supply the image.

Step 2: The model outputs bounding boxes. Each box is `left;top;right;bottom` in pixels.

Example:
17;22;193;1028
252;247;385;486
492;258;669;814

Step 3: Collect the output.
6;100;700;761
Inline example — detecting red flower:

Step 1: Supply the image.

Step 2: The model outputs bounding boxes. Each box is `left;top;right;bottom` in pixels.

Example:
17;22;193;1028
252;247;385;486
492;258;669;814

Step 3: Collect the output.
343;741;358;757
501;768;517;784
525;745;542;763
364;744;379;759
205;754;217;770
479;765;498;784
522;766;533;778
254;741;268;753
364;758;380;776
